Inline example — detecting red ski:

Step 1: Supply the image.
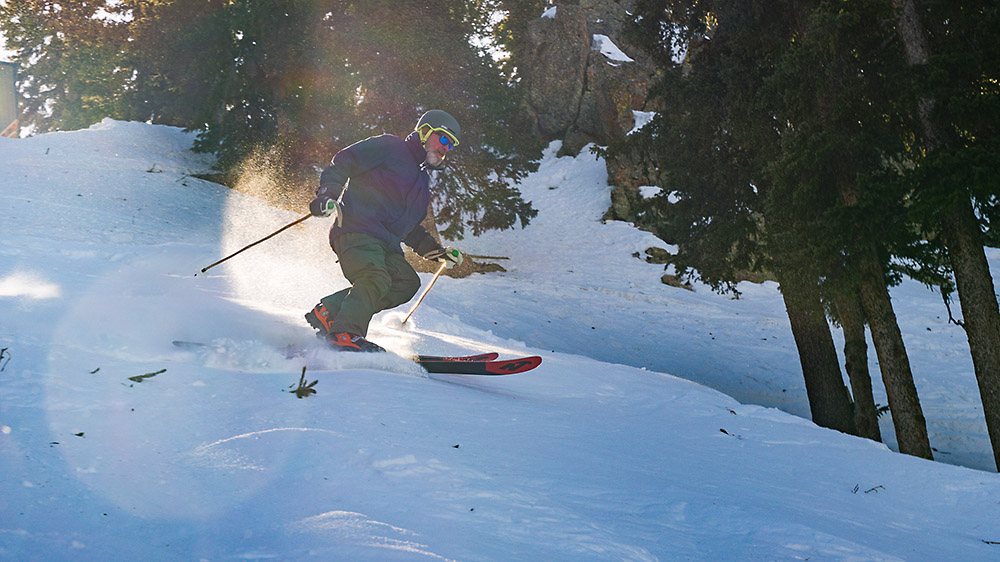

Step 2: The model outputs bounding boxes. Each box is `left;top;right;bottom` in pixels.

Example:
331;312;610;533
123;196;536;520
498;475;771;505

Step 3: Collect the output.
416;355;542;375
415;352;500;362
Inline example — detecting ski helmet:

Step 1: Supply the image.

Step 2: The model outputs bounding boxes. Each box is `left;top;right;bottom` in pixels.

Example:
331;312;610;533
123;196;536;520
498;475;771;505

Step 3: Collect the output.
416;110;461;148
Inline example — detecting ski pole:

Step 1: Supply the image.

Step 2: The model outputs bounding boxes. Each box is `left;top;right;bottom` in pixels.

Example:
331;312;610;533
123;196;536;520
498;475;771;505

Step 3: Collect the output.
197;213;311;275
402;260;448;324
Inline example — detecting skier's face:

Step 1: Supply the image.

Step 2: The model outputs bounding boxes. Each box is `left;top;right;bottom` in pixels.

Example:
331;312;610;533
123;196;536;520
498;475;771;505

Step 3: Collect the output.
424;133;449;167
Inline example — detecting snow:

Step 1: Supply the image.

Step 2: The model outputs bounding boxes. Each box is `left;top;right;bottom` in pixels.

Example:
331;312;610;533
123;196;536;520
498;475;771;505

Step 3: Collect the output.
2;119;1000;561
592;34;635;64
638;185;661;199
629;110;656;135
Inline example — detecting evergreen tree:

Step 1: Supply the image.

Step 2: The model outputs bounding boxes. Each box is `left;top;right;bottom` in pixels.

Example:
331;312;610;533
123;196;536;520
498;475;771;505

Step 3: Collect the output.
618;1;988;455
489;0;548;83
623;0;1000;463
1;0;542;240
619;0;861;436
0;0;134;132
764;0;935;457
315;0;541;237
889;0;1000;471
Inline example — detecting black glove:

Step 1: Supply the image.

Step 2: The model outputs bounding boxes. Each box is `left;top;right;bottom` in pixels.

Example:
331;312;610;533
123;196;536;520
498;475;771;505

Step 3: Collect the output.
309;187;343;226
310;193;335;217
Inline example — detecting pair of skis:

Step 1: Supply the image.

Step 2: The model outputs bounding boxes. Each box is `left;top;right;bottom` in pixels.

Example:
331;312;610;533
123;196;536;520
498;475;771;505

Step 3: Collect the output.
172;341;541;375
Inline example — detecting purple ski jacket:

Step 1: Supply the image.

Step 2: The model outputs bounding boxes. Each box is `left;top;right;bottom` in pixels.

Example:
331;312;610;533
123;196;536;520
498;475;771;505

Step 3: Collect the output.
317;131;440;255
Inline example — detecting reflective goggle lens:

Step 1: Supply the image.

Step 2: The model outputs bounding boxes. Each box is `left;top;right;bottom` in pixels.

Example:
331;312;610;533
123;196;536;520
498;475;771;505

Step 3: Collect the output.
419;124;459;149
438;133;454;150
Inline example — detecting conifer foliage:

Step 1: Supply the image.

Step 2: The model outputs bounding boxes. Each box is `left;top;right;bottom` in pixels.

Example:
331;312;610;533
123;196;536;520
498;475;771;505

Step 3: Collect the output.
619;0;1000;467
0;0;541;238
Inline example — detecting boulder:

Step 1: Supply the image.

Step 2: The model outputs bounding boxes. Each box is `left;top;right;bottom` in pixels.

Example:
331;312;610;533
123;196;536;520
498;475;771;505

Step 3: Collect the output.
521;1;655;149
522;4;590;139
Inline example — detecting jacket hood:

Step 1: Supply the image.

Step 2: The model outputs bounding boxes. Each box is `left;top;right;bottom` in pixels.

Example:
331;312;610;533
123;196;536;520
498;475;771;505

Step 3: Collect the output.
404;131;425;160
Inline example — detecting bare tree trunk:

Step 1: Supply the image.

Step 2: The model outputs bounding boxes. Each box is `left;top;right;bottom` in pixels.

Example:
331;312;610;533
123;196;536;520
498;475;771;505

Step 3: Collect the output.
835;291;882;442
778;272;858;435
892;0;1000;470
857;247;932;459
834;162;917;450
940;199;1000;471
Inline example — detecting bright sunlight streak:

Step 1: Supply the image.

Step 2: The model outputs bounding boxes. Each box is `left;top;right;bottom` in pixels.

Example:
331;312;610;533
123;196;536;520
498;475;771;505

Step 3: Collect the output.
0;271;62;299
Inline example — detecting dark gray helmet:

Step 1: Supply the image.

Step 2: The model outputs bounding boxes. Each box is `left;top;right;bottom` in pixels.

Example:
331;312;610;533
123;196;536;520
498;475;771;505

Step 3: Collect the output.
416;110;461;147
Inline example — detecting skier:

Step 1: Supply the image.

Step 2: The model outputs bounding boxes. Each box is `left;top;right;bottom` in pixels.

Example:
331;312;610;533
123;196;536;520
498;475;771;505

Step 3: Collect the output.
305;110;465;352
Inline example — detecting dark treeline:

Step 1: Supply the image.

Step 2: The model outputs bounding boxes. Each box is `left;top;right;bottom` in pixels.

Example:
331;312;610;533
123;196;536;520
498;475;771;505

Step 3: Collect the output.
615;0;1000;469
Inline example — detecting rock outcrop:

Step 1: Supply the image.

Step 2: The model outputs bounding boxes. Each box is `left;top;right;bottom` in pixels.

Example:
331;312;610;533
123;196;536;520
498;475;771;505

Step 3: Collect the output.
520;1;660;221
521;1;655;156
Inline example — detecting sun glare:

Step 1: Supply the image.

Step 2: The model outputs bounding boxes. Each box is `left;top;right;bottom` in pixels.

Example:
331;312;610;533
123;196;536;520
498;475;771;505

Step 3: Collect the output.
0;271;61;299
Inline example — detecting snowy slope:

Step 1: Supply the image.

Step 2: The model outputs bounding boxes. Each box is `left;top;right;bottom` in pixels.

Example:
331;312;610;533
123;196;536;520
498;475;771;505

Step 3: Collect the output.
2;120;999;561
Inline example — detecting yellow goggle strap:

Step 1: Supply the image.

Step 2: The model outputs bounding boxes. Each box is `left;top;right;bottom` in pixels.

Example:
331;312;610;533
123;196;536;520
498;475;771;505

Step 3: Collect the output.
417;124;460;147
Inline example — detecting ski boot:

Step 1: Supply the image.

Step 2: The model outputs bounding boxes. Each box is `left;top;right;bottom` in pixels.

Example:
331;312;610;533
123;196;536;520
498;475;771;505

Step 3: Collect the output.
326;332;386;353
305;303;334;334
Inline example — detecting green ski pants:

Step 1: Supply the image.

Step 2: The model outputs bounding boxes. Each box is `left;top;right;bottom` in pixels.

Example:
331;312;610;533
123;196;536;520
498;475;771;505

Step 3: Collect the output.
321;233;421;337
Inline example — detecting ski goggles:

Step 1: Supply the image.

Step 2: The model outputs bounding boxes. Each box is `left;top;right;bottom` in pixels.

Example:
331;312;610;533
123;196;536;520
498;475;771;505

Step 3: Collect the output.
417;124;460;150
